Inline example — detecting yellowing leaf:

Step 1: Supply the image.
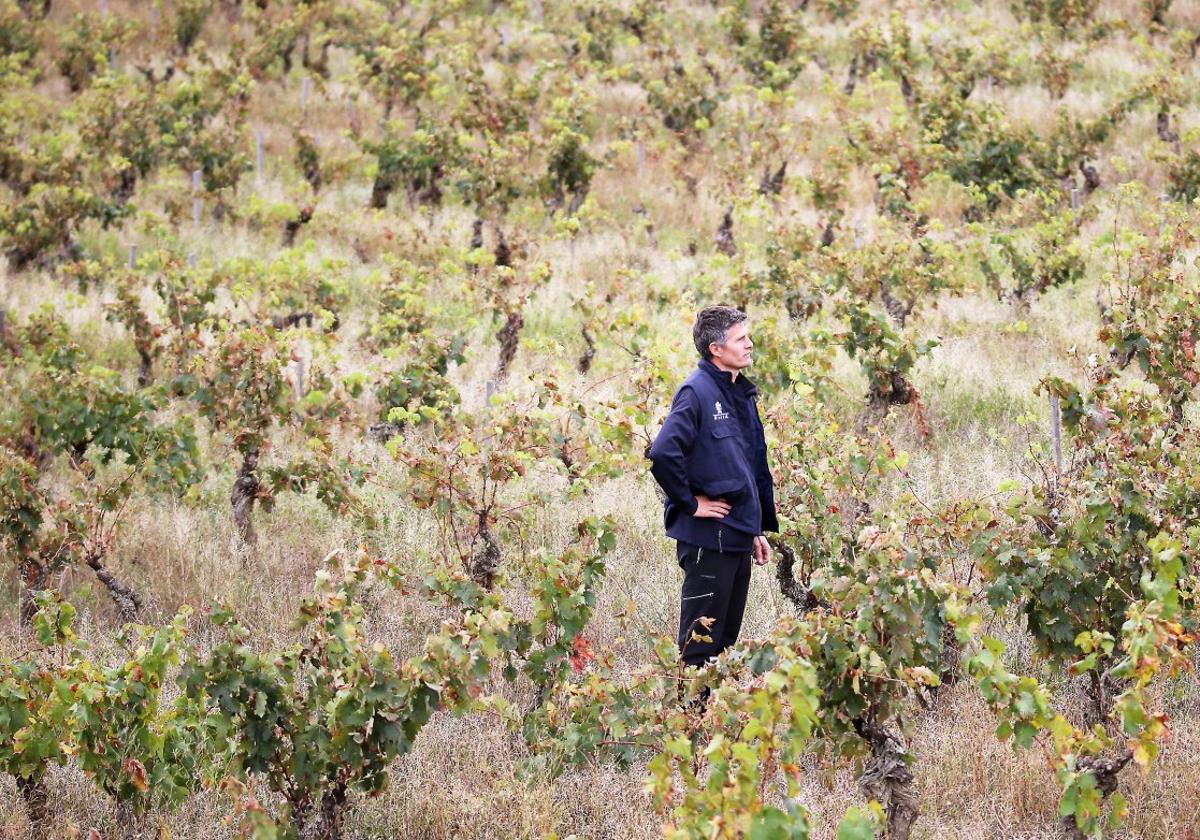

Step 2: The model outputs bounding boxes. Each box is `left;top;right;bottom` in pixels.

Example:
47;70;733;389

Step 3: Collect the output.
1132;743;1150;767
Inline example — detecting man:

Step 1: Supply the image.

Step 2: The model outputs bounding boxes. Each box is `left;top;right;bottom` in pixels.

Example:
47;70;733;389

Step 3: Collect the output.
648;305;778;667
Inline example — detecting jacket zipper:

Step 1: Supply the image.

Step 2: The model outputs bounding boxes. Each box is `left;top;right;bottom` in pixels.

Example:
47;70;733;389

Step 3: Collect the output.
696;547;703;565
718;527;723;554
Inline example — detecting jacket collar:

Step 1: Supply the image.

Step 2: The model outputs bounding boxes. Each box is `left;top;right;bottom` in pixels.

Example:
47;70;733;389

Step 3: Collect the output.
698;358;758;398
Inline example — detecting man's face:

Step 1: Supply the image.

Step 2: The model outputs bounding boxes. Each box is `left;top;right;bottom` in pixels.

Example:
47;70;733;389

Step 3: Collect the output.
710;321;753;371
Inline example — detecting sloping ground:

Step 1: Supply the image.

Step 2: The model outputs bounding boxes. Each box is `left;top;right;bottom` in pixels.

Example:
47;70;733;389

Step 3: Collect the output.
2;0;1200;837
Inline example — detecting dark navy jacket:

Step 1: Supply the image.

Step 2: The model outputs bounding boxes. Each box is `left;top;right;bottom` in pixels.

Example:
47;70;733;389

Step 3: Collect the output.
647;359;779;552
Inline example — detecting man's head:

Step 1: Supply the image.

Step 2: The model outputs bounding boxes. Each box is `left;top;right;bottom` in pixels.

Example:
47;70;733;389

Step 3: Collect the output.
693;306;752;373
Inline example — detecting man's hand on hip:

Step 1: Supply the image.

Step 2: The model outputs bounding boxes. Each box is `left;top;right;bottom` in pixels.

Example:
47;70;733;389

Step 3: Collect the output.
752;535;771;566
693;495;731;519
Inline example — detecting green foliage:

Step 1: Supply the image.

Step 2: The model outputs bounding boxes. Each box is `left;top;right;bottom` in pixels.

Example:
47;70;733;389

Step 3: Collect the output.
0;1;39;68
1166;149;1200;204
182;545;523;835
942;113;1043;210
0;445;44;554
368;259;435;350
261;453;372;525
836;805;886;840
0;309;201;622
0;648;72;786
817;222;957;324
174;0;214;55
105;268;161;384
541;123;596;212
838;298;937;416
646;60;719;140
70;609;202;818
982;192;1086;302
184;520;619;835
722;0;811;89
2;306;201;482
72;74;162;195
812;0;860;21
1101;287;1200;421
1012;0;1099;31
1;598;203;828
0;182;124;270
453;128;532;216
347;18;431;114
368;258;467;424
376;334;465;424
155;66;252;195
647;637;822;839
362;120;458;210
56;12;129;93
985;375;1199;661
227;245;351;323
190;325;289;457
152;257;220;374
1096;185;1199;420
968;353;1198;833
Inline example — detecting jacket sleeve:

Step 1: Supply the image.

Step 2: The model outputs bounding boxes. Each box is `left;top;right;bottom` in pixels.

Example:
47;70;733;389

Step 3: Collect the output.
648;386;700;516
753;403;779;533
758;469;779;532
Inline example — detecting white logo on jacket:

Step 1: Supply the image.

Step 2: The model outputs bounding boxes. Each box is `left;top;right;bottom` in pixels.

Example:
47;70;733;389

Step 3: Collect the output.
713;401;730;420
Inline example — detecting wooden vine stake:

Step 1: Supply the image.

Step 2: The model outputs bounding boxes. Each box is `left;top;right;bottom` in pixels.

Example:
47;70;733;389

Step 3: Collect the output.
1049;393;1062;479
101;0;112;67
255;130;265;187
292;358;305;399
289;347;306;400
192;169;202;226
500;26;511;63
483;379;497;445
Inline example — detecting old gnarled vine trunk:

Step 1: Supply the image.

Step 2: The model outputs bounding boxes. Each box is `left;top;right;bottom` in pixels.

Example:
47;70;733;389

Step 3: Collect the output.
17;775;50;840
231;450;260;546
84;550;142;623
19;557;49;626
495;311;523;380
469;516;500;589
294;780;349;840
855;719;919;840
1061;753;1132;840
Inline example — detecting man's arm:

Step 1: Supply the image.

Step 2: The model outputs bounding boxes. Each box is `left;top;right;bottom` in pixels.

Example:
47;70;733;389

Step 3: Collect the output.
752;402;780;533
648;386;701;516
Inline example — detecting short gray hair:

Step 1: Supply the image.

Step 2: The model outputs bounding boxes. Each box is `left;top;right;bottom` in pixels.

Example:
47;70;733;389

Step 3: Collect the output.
693;305;747;360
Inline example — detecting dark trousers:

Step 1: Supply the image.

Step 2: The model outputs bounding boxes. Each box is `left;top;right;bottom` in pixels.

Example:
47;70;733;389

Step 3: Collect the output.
676;540;752;666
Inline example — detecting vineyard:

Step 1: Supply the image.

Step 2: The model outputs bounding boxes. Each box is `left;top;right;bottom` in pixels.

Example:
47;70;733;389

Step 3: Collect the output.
1;0;1199;837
